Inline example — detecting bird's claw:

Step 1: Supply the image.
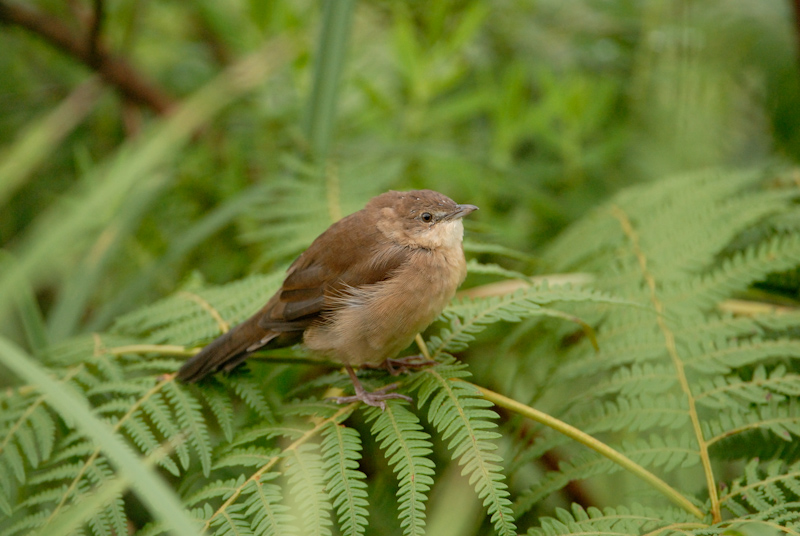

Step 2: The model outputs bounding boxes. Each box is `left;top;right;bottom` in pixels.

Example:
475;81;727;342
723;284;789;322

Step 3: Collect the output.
331;382;413;410
361;355;436;376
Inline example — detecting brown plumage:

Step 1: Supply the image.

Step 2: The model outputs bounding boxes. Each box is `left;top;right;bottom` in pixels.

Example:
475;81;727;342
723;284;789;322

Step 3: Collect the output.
176;189;477;408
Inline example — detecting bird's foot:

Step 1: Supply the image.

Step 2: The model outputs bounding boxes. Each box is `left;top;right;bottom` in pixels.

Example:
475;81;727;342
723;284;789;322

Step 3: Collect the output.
383;355;437;376
331;382;413;411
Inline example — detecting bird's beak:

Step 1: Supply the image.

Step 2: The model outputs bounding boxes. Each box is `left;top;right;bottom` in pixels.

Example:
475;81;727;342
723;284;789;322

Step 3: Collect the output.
446;204;479;220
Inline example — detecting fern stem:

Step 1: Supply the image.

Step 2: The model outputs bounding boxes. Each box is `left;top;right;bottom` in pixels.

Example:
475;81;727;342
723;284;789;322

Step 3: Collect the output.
640;522;712;536
611;204;721;522
108;343;194;356
469;382;706;520
415;333;432;360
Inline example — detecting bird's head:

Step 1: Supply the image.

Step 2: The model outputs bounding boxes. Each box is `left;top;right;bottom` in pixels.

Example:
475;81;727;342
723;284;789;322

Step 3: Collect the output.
368;190;478;250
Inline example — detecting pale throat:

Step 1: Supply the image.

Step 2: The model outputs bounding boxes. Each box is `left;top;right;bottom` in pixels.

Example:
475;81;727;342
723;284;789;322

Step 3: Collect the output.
420;219;464;250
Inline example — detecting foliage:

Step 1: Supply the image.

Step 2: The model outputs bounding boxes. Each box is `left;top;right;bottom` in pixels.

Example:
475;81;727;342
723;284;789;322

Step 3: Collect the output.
1;0;800;535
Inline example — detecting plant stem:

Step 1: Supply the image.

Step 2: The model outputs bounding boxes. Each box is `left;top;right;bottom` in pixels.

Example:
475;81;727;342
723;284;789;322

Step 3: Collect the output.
470;382;707;521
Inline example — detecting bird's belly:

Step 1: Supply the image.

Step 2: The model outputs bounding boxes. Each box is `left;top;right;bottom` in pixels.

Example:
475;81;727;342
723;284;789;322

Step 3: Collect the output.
303;249;465;366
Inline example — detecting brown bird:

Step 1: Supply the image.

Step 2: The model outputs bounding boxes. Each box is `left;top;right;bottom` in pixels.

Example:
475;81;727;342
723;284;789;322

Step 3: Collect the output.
177;189;477;408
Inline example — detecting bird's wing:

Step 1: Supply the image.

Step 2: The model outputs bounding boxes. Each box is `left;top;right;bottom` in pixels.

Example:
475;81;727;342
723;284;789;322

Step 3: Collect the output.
257;213;410;331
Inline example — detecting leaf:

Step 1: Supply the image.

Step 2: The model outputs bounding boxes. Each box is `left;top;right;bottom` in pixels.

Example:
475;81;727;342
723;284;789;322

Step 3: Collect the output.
365;401;435;536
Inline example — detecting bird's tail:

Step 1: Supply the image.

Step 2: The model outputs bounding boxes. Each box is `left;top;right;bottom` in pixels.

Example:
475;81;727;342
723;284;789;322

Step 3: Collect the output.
176;319;278;383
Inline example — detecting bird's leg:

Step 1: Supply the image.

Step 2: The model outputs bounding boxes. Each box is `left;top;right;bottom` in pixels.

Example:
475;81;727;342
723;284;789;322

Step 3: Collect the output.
331;366;412;410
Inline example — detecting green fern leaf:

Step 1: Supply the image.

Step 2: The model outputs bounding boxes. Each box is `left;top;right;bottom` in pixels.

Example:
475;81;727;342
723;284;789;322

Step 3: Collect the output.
243;476;298;536
163;382;212;476
0;492;10;518
209;508;254;536
184;475;247;507
694;365;800;410
219;374;274;422
284;443;333;536
119;413;180;476
527;503;695;536
411;362;517;536
212;446;280;470
200;380;235;442
365;401;434;536
514;168;800;522
430;283;629;355
721;459;800;522
320;422;369;536
140;391;190;472
704;399;800;446
465;258;530;280
0;511;49;536
111;272;283;346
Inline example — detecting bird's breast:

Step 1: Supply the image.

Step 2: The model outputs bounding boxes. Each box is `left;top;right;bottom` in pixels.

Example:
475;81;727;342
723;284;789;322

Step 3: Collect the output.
303;245;466;366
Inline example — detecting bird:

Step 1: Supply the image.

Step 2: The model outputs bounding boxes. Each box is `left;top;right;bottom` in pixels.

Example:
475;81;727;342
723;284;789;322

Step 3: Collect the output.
176;189;478;408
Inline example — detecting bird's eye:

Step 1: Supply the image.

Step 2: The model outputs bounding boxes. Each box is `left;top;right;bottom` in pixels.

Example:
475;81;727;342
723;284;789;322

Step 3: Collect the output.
421;212;433;222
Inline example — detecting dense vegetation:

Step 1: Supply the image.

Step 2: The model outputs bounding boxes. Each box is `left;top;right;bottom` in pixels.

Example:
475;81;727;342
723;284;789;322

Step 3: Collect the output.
1;1;800;535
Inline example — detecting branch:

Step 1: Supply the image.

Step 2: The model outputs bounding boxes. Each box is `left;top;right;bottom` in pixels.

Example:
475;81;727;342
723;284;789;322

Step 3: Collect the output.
87;0;104;67
0;0;174;114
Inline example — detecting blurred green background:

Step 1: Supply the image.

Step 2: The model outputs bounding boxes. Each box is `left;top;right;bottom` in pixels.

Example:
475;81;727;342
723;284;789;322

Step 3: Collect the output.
1;0;798;354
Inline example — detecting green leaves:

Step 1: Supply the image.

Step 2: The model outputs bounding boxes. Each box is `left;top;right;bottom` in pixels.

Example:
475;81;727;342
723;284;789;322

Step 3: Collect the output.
511;168;800;529
366;402;434;536
3;168;800;536
412;363;517;536
320;423;369;536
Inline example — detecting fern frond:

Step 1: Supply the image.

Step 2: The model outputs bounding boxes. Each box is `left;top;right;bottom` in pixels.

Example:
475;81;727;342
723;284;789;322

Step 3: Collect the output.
111;272;283;345
721;459;800;523
515;169;800;522
684;337;800;375
365;401;434;536
514;451;617;518
516;431;705;518
576;393;690;434
0;511;49;536
526;503;698;536
694;365;800;410
431;283;629;355
465;258;530;280
243;476;298;536
209;509;253;536
200;380;235;442
667;233;800;310
411;362;517;536
284;443;333;536
704;399;800;446
163;382;212;476
118;412;180;476
139;391;190;472
213;447;280;470
184;475;248;507
218;374;274;421
320;423;369;536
